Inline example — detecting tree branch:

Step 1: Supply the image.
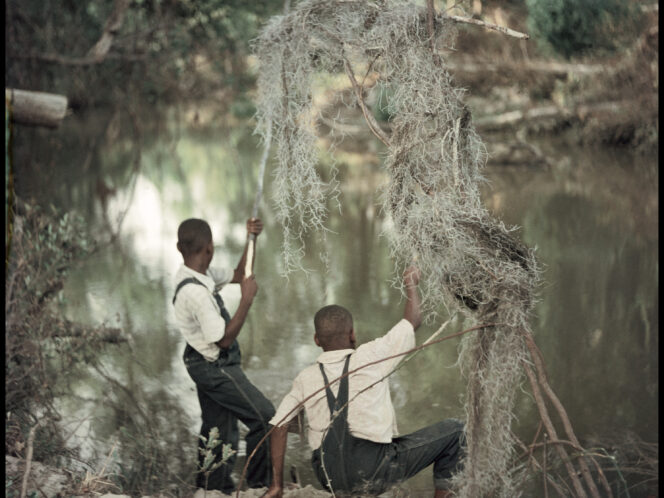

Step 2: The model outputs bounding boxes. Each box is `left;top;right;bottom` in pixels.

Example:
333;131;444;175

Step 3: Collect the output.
523;332;611;497
444;13;530;39
522;362;589;498
87;0;131;62
342;56;391;147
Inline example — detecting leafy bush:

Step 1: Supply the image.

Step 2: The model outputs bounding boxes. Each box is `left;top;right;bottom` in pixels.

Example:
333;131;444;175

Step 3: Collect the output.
5;200;97;464
526;0;643;59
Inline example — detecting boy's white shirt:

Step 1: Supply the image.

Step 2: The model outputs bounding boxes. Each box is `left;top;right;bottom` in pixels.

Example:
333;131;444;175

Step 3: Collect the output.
270;319;415;449
173;264;234;361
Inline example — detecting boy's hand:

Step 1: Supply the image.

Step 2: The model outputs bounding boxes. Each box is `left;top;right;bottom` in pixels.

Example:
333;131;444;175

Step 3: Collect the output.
404;265;420;287
240;275;258;302
247;218;264;237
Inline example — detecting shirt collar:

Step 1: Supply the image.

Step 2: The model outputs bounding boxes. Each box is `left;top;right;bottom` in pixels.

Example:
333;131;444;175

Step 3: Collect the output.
177;264;216;292
316;348;355;364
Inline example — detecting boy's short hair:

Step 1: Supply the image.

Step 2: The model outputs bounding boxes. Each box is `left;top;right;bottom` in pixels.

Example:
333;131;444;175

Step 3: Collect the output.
177;218;212;257
314;305;353;347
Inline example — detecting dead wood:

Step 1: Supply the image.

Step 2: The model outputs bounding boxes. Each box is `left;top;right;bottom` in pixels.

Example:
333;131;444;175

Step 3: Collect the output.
5;88;68;128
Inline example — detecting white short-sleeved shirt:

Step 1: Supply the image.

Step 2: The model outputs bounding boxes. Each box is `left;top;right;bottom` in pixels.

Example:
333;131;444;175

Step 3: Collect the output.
270;319;415;450
173;264;234;361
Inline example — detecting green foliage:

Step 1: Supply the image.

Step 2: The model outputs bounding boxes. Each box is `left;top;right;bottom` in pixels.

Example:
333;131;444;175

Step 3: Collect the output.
198;426;236;490
526;0;643;59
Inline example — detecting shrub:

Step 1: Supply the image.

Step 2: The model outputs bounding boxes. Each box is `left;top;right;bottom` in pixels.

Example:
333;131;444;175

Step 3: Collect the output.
526;0;643;59
5;200;97;464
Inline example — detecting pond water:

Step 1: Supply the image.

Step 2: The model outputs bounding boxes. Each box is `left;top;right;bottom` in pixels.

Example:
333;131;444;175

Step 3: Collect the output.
11;107;658;495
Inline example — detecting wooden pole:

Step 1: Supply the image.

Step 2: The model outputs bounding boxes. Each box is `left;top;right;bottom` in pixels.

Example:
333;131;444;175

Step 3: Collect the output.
244;121;272;277
5;88;68;128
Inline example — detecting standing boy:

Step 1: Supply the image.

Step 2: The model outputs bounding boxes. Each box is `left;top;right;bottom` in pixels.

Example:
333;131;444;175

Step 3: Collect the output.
173;217;275;494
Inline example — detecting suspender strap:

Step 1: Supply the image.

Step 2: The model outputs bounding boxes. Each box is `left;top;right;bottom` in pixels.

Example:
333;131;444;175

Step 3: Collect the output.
172;277;232;324
172;277;203;304
318;354;352;415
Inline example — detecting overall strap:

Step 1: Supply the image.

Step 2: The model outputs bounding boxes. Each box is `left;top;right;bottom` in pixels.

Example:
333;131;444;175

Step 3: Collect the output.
172;277;232;324
318;354;352;415
172;277;204;304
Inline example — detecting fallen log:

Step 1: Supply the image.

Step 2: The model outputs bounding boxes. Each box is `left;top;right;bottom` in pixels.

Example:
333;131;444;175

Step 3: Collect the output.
5;88;68;128
475;99;638;132
447;59;605;77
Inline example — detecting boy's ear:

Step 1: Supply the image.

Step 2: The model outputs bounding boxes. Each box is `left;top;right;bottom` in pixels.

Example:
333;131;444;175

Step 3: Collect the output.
314;334;321;348
176;241;182;254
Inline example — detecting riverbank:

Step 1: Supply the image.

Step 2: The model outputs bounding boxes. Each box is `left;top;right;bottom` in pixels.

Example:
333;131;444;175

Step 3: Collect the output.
6;454;332;498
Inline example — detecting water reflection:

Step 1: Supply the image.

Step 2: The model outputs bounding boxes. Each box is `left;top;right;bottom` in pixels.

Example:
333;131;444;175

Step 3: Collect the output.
16;110;657;495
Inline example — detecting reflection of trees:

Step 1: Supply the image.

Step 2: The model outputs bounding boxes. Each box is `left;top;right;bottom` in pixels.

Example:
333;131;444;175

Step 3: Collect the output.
522;193;658;441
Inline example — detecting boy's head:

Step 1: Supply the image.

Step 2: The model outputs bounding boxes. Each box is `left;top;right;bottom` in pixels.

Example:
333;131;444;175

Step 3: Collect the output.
314;304;356;351
177;218;213;261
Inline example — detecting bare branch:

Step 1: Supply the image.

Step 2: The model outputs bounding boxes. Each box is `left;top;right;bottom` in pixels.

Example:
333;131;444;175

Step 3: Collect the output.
342;57;391;147
87;0;131;62
444;14;530;39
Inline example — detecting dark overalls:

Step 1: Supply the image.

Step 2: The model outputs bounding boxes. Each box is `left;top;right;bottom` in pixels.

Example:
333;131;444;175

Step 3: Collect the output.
173;278;275;493
311;354;466;495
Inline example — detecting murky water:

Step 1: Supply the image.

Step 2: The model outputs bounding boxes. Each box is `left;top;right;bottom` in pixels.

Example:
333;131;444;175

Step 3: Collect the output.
11;108;658;495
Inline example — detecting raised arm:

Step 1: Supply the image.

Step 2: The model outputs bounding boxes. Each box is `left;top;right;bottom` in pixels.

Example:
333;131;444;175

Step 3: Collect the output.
232;218;263;283
216;275;258;348
403;265;422;331
261;424;289;498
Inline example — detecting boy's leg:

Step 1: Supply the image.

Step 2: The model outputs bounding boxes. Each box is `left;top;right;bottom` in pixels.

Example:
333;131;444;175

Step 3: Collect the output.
195;364;275;489
379;419;465;493
196;386;239;494
215;365;276;488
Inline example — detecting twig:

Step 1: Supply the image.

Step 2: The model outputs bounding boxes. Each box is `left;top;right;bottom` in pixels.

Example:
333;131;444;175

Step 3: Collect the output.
444;14;530;39
543;433;549;498
20;422;40;498
426;0;436;52
522;363;589;498
529;421;544;470
514;436;568;497
97;439;118;483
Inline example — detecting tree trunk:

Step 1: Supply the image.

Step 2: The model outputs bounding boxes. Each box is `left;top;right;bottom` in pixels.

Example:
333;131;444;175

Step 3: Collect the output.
5;88;68;128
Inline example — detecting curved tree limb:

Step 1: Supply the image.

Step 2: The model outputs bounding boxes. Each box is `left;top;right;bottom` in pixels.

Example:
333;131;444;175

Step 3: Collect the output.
342;56;391;147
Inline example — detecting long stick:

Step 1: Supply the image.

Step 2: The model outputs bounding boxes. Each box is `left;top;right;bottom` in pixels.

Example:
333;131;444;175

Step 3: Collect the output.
244;121;272;277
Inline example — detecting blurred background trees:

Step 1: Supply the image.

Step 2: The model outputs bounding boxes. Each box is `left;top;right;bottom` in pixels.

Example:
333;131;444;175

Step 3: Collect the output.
6;0;284;113
525;0;644;59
